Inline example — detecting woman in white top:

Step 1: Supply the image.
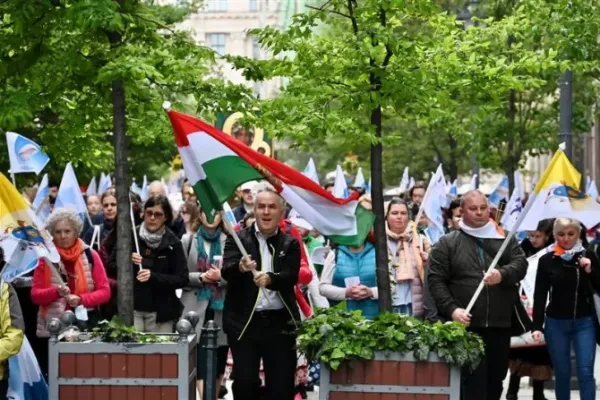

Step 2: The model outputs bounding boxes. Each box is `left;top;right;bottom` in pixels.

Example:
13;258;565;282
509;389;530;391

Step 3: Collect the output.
181;209;228;399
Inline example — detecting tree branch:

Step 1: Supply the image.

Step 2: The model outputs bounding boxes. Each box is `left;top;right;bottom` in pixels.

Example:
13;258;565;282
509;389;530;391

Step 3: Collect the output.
346;0;359;36
306;4;352;19
379;6;393;68
132;13;176;35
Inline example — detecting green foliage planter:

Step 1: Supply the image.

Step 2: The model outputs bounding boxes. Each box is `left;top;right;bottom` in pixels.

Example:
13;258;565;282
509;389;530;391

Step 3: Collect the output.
298;309;485;400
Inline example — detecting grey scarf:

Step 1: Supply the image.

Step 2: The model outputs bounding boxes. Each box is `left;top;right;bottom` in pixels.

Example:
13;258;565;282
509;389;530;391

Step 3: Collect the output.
139;223;166;249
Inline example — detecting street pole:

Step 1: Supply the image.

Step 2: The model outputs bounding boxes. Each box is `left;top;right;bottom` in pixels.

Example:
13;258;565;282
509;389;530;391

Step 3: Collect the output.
559;70;573;160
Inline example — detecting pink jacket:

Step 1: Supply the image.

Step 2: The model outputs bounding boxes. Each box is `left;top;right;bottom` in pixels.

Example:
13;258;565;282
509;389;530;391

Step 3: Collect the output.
31;250;111;309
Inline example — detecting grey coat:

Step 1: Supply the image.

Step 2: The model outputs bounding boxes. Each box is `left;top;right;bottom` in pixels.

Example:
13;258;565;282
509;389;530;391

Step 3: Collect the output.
181;232;228;346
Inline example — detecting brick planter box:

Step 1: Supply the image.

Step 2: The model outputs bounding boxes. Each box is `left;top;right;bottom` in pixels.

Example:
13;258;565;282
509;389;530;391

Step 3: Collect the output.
47;319;198;400
319;352;461;400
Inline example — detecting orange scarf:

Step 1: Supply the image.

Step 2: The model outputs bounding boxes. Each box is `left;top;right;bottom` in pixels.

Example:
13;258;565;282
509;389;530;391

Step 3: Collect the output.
54;239;90;296
554;243;567;256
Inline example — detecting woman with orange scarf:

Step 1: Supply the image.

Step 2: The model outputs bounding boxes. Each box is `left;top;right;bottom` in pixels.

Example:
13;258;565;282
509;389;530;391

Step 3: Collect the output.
386;198;430;317
31;208;111;377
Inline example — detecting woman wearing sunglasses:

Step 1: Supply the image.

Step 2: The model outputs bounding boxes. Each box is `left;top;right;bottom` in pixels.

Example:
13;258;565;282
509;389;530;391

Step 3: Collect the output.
127;195;189;332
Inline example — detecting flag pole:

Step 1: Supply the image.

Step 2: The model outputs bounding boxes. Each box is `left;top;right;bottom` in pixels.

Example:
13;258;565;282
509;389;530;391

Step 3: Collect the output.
465;195;537;313
130;202;142;271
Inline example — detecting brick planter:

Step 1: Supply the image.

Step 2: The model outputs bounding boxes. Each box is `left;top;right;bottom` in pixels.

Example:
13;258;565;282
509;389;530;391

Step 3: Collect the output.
46;317;198;400
319;352;461;400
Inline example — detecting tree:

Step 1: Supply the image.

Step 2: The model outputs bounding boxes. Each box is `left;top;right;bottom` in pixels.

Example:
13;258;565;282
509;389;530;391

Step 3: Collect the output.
0;0;253;323
228;0;490;311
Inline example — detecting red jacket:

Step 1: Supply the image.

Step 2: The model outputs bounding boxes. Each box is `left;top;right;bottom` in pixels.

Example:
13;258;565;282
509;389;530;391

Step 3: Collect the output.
279;219;313;318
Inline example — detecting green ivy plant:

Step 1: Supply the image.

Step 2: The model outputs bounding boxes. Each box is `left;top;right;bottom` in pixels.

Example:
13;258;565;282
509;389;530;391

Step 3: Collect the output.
91;317;174;344
297;308;485;371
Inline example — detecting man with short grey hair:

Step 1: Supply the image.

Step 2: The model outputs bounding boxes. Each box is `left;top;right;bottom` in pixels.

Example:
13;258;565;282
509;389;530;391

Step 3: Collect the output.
427;190;527;400
222;186;300;400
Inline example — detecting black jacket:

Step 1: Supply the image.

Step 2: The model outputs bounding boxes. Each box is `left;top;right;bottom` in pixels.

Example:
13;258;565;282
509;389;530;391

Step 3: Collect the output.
533;250;600;332
222;226;301;339
108;227;188;323
427;230;528;328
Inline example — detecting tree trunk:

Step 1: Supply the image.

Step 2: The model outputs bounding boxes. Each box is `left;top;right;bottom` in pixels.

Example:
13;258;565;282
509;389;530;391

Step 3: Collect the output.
370;104;392;312
108;23;133;325
447;134;459;181
111;78;133;325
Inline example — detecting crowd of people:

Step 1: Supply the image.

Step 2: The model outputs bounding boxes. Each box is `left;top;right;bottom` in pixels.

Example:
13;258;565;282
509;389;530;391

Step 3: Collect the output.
5;176;600;400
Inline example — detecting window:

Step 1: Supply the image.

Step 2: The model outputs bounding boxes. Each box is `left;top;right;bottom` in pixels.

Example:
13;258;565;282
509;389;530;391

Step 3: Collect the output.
206;0;227;12
252;38;260;59
207;33;227;55
249;0;258;11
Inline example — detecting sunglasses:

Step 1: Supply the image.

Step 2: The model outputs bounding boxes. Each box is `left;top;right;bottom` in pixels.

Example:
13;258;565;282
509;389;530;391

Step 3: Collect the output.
145;210;165;219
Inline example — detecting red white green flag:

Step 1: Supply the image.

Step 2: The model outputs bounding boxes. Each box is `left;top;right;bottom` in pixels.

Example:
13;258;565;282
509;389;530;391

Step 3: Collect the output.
168;110;374;247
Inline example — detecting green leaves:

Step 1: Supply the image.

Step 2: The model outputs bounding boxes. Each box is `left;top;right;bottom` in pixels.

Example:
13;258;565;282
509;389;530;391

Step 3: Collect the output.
298;308;485;371
0;0;254;182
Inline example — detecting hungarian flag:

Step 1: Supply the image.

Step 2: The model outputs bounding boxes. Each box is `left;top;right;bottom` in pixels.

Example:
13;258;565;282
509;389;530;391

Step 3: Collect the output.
168;110;375;247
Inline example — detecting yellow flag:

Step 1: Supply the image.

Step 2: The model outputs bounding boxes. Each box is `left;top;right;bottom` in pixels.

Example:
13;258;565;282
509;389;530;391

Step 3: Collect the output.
0;173;33;231
533;150;581;194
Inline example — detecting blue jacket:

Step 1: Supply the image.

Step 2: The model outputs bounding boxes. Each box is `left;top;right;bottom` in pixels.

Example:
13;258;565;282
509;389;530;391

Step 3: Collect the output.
332;243;379;319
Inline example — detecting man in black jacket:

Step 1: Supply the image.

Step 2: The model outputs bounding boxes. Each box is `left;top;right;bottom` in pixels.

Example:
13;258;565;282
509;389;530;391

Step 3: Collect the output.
427;190;527;400
222;185;300;400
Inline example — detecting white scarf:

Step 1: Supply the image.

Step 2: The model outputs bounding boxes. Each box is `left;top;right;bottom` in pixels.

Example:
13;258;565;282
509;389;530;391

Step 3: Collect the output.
459;220;505;240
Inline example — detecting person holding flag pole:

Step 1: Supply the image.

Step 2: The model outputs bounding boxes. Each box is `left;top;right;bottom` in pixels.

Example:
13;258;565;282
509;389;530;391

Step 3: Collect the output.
427;189;528;400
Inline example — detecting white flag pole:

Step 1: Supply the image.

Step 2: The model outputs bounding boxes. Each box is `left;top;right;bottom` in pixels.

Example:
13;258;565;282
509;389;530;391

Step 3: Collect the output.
465;195;537;313
130;202;142;271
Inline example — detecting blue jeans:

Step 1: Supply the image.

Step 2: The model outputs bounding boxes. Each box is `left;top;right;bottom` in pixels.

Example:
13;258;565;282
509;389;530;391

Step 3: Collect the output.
392;303;413;316
545;316;597;400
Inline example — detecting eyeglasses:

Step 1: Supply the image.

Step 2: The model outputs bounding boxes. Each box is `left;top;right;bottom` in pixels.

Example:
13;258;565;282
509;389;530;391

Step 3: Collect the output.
145;210;165;219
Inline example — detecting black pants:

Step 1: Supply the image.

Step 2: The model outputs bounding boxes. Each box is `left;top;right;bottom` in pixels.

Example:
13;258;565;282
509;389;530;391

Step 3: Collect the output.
228;310;297;400
0;378;7;399
462;327;511;400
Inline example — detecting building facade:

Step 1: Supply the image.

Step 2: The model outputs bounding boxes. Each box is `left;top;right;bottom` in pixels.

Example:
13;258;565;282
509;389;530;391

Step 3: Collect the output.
158;0;304;98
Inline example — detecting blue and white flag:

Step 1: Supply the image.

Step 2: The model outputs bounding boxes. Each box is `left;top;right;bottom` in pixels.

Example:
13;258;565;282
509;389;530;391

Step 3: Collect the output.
587;176;599;202
86;177;97;196
422;164;447;244
408;177;415;191
55;163;88;222
488;176;509;208
501;172;524;232
333;165;349;199
140;175;149;201
366;178;371;195
222;202;237;227
130;180;141;195
445;179;458;207
31;175;50;221
97;173;111;195
399;167;410;193
303;158;320;185
469;174;478;191
353;168;366;189
5;132;50;175
8;336;48;400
